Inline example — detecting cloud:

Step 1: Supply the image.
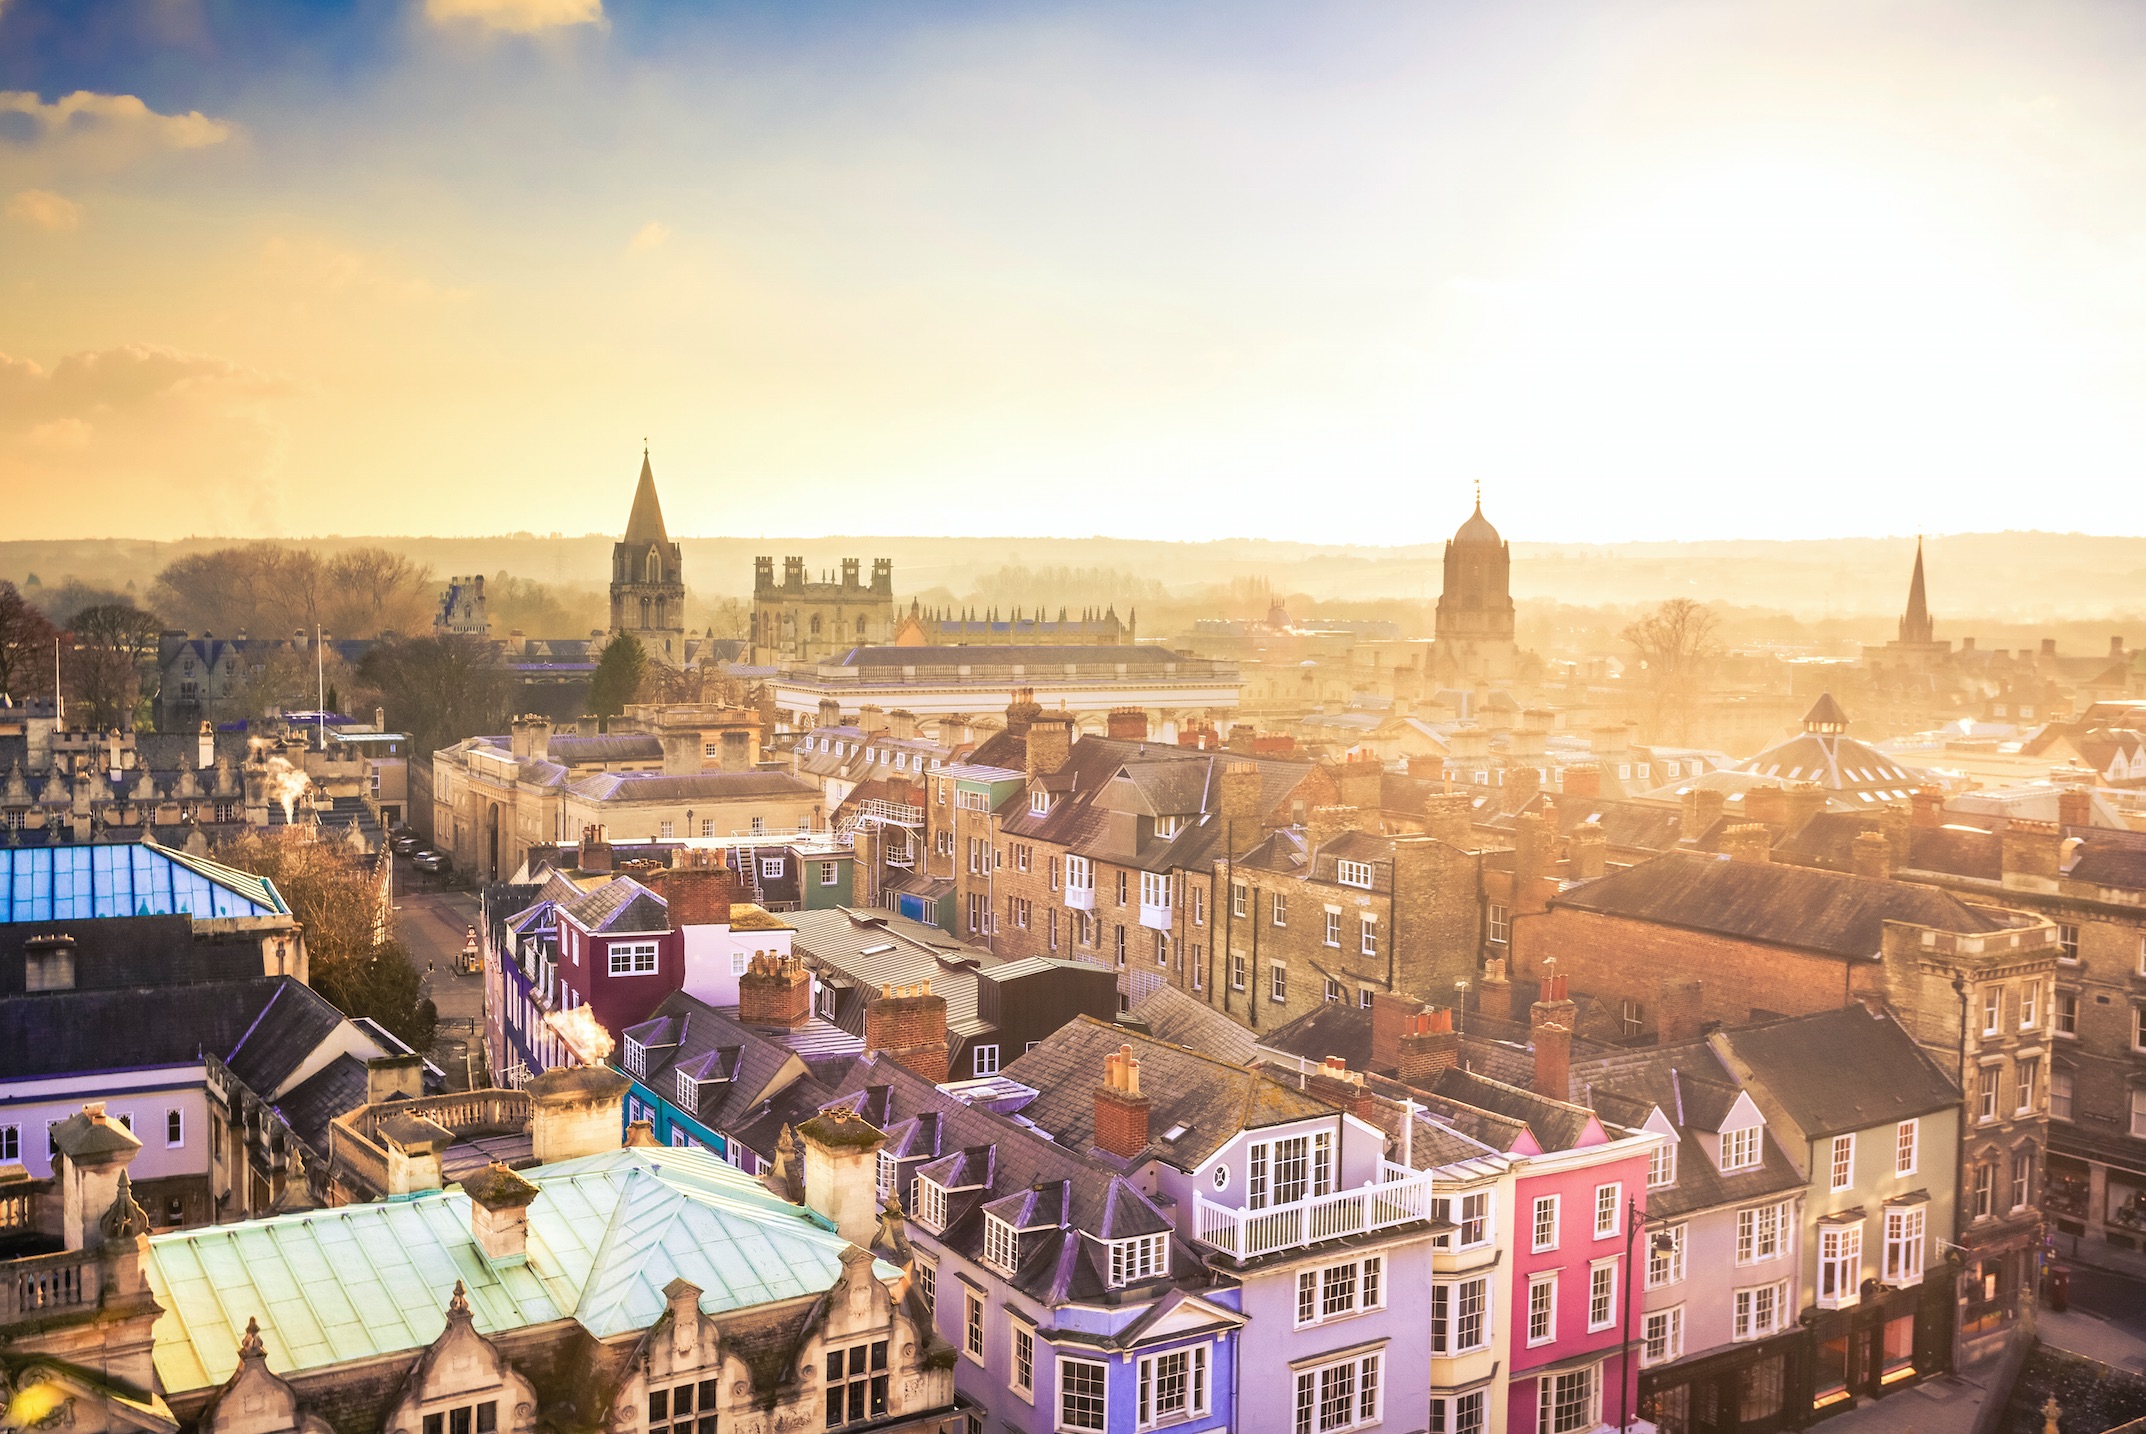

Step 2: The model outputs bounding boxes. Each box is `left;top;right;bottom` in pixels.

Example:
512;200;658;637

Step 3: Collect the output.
423;0;603;33
627;220;670;253
5;188;80;231
0;90;234;174
258;235;469;306
0;343;290;534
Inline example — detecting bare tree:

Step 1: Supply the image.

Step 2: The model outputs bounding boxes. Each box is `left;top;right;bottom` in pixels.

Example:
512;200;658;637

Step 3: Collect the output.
1621;598;1720;746
355;634;512;755
67;603;163;730
0;582;58;702
153;544;295;636
324;547;435;637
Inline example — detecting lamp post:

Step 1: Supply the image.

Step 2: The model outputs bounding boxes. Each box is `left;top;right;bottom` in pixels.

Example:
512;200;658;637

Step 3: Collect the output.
1619;1197;1678;1432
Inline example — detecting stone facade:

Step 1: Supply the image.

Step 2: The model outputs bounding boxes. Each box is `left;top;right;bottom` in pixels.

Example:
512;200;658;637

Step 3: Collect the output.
611;452;687;665
751;557;896;664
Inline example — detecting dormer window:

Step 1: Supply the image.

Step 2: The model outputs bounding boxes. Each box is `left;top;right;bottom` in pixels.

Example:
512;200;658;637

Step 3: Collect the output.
1031;788;1051;814
1720;1125;1762;1172
1108;1233;1168;1286
876;1151;899;1203
1154;816;1183;840
624;1038;646;1077
674;1069;706;1115
1336;859;1374;889
1649;1142;1678;1189
984;1215;1021;1275
915;1177;948;1230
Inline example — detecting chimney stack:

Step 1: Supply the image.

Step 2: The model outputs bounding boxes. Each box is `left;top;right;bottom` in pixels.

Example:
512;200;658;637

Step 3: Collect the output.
1683;787;1726;844
379;1111;452;1196
1369;992;1419;1074
1851;829;1892;882
1530;971;1576;1101
1561;763;1601;800
364;1053;425;1106
580;824;613;873
1783;781;1826;835
1910;786;1944;830
1569;821;1607;880
1504;766;1542;808
1657;978;1705;1044
1107;708;1149;741
1741;787;1787;827
1420;793;1474;848
1720;823;1772;864
1478;955;1514;1023
526;1065;631;1164
866;982;949;1083
2000;819;2064;891
1395;1007;1460;1086
464;1163;540;1265
739;953;813;1029
797;1106;888;1250
649;868;737;928
1305;805;1360;855
888;709;918;742
2058;787;2093;831
1335;755;1383;812
50;1102;142;1251
818;697;843;729
1304;1056;1380;1122
1093;1044;1151;1160
1218;761;1264;838
1026;715;1074;778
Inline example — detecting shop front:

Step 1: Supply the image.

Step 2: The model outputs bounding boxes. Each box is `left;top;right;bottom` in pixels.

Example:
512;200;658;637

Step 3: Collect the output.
1638;1331;1805;1434
1804;1280;1953;1423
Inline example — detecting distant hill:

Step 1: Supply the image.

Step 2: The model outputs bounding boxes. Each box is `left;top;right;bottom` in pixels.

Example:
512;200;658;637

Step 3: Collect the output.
3;530;2142;626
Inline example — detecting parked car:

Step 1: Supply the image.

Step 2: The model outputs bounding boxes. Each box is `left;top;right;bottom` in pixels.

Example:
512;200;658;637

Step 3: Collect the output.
391;834;421;857
412;849;451;874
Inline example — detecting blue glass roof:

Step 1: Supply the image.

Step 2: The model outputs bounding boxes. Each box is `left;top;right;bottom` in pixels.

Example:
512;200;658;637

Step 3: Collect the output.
0;842;288;923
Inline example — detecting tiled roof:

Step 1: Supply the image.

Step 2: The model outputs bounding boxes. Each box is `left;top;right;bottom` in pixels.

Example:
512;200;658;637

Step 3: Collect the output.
1;976;300;1080
565;771;819;804
1718;1006;1960;1138
144;1147;889;1394
547;733;664;764
1553;849;2011;958
1129;986;1260;1066
223;979;354;1097
559;877;671;935
1003;1015;1330;1169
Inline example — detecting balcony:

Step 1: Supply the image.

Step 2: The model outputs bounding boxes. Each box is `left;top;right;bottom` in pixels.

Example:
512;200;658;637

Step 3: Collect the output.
1065;885;1095;911
1192;1162;1436;1261
1139;902;1173;932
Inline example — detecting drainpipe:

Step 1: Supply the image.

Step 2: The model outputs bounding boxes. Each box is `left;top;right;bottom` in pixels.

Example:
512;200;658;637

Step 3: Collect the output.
1222;840;1234;1015
1385;853;1398;995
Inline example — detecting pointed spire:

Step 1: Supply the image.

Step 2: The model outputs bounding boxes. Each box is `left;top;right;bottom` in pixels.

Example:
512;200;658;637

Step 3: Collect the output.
1900;535;1933;644
239;1316;267;1362
623;449;671;549
447;1279;472;1320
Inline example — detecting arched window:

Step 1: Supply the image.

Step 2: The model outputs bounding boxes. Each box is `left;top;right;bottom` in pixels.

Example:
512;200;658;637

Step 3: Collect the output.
646;550;661;583
811;615;823;636
641;596;652;628
856;617;867;637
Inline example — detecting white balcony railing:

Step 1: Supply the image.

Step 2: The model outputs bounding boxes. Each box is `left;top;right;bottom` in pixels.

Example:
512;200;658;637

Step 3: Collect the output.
1065;885;1096;911
1192;1162;1437;1261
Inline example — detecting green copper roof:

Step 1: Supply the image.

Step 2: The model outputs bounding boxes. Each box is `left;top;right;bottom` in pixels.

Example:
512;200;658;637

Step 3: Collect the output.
145;1148;889;1394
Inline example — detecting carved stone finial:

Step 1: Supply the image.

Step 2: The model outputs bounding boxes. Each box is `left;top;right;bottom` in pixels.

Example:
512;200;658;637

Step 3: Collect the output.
239;1316;267;1361
2043;1397;2061;1434
448;1280;472;1319
100;1170;153;1241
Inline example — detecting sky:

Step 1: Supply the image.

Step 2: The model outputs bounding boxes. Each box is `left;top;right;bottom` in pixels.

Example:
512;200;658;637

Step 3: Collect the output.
4;0;2146;545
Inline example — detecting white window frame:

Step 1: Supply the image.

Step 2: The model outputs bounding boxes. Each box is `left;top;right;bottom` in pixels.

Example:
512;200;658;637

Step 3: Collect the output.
1883;1204;1926;1285
1895;1119;1918;1176
914;1177;948;1230
1642;1306;1684;1368
1818;1223;1863;1309
1059;1356;1108;1433
1360;917;1378;958
984;1216;1020;1275
1648;1141;1677;1189
760;856;784;880
1732;1279;1789;1341
2020;982;2038;1029
166;1109;184;1148
607;940;659;976
1011;1319;1035;1401
1829;1133;1855;1192
1295;1253;1385;1328
1526;1273;1557;1347
1719;1124;1762;1172
962;1288;984;1361
1539;1365;1598;1434
1324;910;1341;947
1594;1183;1621;1239
1337;859;1374;889
1293;1349;1383;1434
1431;1274;1492;1354
1735;1200;1789;1265
1431;1390;1486;1434
1271;892;1287;926
1109;1233;1170;1287
1488;903;1510;944
972;1044;1001;1077
1270;961;1289;1004
1136;1343;1210;1430
1532;1194;1560;1252
1588;1259;1618;1332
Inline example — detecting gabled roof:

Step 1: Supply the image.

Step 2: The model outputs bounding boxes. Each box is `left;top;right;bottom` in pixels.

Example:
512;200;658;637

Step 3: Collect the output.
558;876;671;935
144;1146;885;1394
1717;1006;1959;1139
1576;1043;1804;1217
1553;849;2012;959
223;978;358;1098
565;771;818;804
1;975;311;1080
1003;1015;1331;1169
1129;986;1260;1066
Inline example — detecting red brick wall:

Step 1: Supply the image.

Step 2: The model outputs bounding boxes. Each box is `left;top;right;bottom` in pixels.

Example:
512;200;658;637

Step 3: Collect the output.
1509;906;1879;1032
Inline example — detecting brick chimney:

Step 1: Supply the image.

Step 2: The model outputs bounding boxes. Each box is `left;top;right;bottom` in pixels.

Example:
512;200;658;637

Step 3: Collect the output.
1561;763;1601;800
1513;809;1556;912
2001;819;2063;891
464;1163;540;1265
1107;708;1149;741
1305;805;1359;855
797;1106;887;1249
739;953;813;1028
1421;793;1473;848
649;868;737;928
1783;781;1826;835
1026;715;1075;777
1530;970;1576;1101
1569;821;1607;880
1396;1007;1460;1086
1304;1056;1380;1121
866;982;949;1083
1657;978;1704;1044
888;709;918;742
818;697;843;728
1478;954;1514;1023
1504;766;1542;808
1218;761;1264;836
527;1065;631;1164
1683;787;1726;843
580;824;612;873
2058;787;2093;831
1910;787;1944;829
1335;756;1382;812
1741;787;1787;827
1721;823;1772;863
1851;829;1892;881
1369;991;1420;1074
1093;1044;1151;1160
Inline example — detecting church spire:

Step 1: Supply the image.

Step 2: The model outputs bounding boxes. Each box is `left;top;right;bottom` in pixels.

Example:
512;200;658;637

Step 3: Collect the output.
1899;535;1933;645
623;448;671;549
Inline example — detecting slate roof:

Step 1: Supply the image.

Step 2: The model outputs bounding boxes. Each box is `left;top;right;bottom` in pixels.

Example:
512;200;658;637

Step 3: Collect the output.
1554;849;2014;958
786;908;1000;1044
0;976;295;1079
222;979;354;1097
546;733;664;765
1717;1006;1960;1139
1575;1044;1805;1218
1903;827;2003;882
1129;986;1260;1066
144;1146;890;1394
1422;1067;1606;1153
2069;840;2146;891
0;913;266;995
1260;1002;1377;1072
558;876;671;935
1003;1015;1331;1169
619;992;831;1156
274;1053;371;1156
1550;799;1686;855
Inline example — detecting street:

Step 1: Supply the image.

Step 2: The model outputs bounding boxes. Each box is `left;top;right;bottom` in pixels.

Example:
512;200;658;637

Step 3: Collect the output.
391;867;486;1090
